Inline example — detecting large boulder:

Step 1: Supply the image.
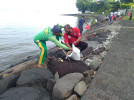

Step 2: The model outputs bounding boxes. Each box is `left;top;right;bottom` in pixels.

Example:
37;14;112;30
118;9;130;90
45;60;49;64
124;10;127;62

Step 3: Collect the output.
48;60;89;78
92;47;105;55
17;68;54;87
0;87;50;100
52;73;84;100
48;49;66;59
82;47;93;56
85;41;100;50
0;74;19;95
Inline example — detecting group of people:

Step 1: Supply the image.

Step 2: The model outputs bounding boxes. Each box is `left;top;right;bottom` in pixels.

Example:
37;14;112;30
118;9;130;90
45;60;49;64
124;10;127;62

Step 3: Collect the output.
105;11;122;22
34;16;88;68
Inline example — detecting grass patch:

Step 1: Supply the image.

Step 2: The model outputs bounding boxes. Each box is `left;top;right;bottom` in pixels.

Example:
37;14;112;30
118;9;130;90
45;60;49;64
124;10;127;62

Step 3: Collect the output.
91;18;96;26
122;15;134;22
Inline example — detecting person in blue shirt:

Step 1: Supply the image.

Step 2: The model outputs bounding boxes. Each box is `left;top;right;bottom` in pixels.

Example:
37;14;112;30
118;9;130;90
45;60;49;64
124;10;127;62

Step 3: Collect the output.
78;16;85;34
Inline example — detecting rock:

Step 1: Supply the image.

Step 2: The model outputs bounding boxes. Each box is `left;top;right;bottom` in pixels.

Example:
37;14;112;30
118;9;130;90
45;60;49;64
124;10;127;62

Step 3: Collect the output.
46;79;56;95
84;59;92;67
96;32;108;38
85;41;100;50
99;51;107;60
0;87;50;100
52;73;83;100
0;74;19;95
54;71;60;81
104;43;111;51
90;58;102;70
83;70;94;77
100;51;107;57
82;47;93;56
48;49;66;59
65;94;78;100
86;34;96;39
92;47;105;55
89;70;95;77
17;68;54;87
87;36;99;41
82;76;92;85
87;55;95;60
48;60;89;78
74;81;87;96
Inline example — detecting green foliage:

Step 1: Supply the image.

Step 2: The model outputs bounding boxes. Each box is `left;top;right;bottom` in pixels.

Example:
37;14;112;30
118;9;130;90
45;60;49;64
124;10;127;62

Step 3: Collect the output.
91;18;95;26
110;1;120;12
76;0;91;13
76;0;134;14
90;1;111;13
120;0;133;3
120;3;131;9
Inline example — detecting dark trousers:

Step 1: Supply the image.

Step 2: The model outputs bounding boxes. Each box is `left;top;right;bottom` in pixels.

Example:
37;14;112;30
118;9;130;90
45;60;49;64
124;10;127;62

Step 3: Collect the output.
78;27;83;34
129;16;132;20
70;41;88;52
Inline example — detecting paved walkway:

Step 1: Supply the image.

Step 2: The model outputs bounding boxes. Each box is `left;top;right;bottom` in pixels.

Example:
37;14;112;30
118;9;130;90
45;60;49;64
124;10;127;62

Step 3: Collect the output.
82;20;134;100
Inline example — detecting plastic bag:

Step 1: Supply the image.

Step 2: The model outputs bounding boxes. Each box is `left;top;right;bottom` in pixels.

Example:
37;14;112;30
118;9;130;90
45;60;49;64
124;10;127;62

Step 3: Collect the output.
68;44;80;61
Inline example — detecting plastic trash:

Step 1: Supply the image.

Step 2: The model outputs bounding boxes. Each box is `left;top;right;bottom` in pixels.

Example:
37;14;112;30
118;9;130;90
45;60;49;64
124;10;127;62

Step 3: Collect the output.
68;44;80;61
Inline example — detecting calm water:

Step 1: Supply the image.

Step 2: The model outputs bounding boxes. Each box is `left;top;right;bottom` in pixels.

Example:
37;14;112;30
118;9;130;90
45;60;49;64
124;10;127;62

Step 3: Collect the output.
0;15;78;69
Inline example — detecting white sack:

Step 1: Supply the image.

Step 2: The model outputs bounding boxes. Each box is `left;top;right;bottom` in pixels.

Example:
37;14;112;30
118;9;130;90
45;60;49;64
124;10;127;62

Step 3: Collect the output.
68;44;80;61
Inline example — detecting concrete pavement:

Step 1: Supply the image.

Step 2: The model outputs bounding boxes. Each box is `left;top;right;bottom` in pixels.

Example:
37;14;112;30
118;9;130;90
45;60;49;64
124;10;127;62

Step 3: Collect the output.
81;20;134;100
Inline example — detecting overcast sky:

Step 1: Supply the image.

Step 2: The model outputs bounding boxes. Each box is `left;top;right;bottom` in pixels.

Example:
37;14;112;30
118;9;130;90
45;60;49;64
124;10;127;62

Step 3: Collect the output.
0;0;78;26
0;0;78;14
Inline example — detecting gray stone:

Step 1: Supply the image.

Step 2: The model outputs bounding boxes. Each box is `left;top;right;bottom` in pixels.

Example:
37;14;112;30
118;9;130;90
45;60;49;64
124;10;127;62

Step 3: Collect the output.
85;41;100;50
84;59;92;66
65;94;78;100
17;68;54;87
82;47;93;56
52;73;83;100
74;81;87;96
83;70;95;77
90;58;102;70
0;87;50;100
92;47;105;55
0;74;19;95
54;71;59;81
46;79;56;95
104;43;111;51
82;76;92;85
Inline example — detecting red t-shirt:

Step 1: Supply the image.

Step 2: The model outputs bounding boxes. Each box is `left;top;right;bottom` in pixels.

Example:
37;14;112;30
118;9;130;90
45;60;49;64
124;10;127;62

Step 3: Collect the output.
63;27;81;45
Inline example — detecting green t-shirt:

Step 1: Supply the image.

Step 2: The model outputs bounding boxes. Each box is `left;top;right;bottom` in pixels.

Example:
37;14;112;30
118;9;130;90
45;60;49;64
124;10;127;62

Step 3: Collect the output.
34;27;69;50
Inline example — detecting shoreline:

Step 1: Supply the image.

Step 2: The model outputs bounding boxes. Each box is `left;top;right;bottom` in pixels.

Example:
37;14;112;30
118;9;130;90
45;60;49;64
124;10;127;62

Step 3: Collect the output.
0;14;124;99
0;14;104;75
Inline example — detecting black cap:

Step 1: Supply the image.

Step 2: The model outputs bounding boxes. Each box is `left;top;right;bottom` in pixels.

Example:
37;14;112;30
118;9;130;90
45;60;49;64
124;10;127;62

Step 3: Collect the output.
51;25;61;33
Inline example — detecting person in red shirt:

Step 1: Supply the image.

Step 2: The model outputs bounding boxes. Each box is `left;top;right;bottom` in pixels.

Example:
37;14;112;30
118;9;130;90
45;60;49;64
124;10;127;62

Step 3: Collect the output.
63;24;88;53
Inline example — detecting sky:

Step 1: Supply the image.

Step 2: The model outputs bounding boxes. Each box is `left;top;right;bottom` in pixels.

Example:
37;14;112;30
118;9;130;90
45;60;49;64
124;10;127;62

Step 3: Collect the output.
0;0;78;27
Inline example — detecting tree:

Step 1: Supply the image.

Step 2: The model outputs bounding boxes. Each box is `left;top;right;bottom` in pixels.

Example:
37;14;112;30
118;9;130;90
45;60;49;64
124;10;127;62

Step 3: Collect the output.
76;0;91;13
90;1;111;13
120;0;133;3
110;1;120;12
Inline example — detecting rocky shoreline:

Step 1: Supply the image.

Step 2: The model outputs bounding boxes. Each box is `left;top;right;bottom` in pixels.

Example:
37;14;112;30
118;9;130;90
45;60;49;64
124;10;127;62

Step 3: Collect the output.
0;15;122;100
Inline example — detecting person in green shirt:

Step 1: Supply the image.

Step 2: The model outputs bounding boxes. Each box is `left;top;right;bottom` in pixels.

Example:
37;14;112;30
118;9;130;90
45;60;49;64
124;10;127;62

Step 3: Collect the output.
34;25;72;68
